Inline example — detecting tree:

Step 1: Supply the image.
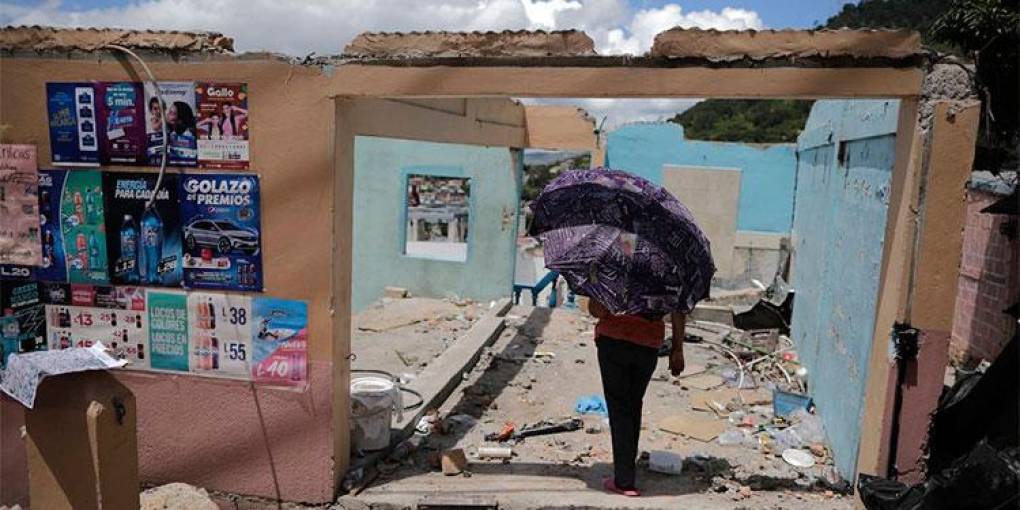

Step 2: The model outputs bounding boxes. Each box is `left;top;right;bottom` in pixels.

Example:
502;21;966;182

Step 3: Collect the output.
667;100;813;143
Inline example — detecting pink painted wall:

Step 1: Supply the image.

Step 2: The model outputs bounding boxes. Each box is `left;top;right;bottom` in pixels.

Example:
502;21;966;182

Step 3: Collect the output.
0;362;335;505
951;189;1019;364
1;396;28;507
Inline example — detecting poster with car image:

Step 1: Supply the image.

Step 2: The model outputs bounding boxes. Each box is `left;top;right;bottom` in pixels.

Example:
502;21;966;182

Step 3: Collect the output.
43;285;149;369
61;170;109;284
103;172;182;287
144;81;199;167
186;292;251;378
46;83;100;166
97;82;147;165
180;173;262;291
195;83;249;169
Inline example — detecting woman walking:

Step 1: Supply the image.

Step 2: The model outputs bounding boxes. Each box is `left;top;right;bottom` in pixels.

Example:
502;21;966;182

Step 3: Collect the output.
526;168;715;498
589;300;687;496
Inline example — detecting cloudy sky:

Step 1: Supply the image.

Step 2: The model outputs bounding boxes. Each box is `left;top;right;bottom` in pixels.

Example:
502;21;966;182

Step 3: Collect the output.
3;0;849;127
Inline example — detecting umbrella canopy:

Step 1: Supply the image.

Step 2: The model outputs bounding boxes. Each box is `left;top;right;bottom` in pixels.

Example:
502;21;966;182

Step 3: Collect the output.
528;168;715;316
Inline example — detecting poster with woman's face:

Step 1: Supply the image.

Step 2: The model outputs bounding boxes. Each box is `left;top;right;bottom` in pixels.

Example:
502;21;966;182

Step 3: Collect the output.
196;82;250;170
144;82;198;167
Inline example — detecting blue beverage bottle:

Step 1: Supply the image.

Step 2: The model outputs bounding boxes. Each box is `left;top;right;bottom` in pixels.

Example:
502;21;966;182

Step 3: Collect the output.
140;206;164;285
120;214;140;283
88;233;100;272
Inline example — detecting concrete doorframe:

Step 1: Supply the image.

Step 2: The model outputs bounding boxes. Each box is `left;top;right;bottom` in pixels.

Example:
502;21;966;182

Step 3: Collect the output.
331;62;979;494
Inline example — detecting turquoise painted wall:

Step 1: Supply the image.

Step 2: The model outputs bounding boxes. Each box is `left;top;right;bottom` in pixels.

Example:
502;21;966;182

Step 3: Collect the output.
790;99;900;479
353;136;521;312
605;123;797;233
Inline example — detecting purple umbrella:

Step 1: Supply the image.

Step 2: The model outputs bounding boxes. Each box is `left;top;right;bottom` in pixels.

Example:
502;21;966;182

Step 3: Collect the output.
528;168;715;316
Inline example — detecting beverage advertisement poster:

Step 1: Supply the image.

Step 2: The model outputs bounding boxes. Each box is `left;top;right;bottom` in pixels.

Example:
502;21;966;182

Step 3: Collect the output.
44;285;149;369
0;280;45;369
45;83;100;166
195;83;249;170
147;290;188;372
61;170;108;284
103;172;182;287
0;145;42;266
144;82;199;167
34;170;69;281
187;292;251;378
181;174;263;291
97;82;146;165
251;297;307;386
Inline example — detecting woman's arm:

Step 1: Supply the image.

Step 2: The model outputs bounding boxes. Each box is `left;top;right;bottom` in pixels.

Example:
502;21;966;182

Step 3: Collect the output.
669;312;686;376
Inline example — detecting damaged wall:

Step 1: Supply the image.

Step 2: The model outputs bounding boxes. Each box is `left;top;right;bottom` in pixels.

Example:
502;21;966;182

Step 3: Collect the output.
353;137;520;311
791;99;901;479
0;54;338;504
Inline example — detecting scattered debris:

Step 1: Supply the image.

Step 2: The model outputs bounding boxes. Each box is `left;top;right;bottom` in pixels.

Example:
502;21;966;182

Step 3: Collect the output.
384;286;410;299
681;373;726;390
140;483;218;510
782;448;817;469
574;394;608;416
648;450;685;474
484;422;516;442
773;390;813;417
659;414;728;442
513;418;584;439
476;446;513;459
441;449;468;476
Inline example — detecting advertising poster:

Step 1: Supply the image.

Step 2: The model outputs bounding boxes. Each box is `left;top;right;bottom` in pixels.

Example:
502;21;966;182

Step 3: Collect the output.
35;170;69;281
0;145;42;266
46;83;100;166
147;290;188;371
103;172;182;287
97;82;147;165
61;170;108;284
196;83;249;169
187;292;252;378
181;173;263;291
44;285;149;369
0;280;45;369
144;82;199;167
251;297;307;386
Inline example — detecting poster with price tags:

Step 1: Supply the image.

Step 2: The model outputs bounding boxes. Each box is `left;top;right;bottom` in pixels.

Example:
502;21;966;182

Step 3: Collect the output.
186;292;251;378
251;297;307;386
43;285;149;369
147;290;188;372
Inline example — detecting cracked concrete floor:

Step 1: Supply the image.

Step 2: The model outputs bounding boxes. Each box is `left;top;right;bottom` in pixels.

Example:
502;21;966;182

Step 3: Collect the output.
349;305;853;510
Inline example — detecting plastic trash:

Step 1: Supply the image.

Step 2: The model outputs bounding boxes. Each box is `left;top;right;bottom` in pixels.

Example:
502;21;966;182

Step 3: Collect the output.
773;389;813;417
648;450;684;475
790;409;825;443
476;446;513;459
773;427;805;450
575;394;608;416
782;448;816;468
717;429;748;446
350;376;402;451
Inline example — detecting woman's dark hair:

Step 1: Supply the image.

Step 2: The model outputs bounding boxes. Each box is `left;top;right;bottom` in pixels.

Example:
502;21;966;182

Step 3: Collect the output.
171;101;196;136
148;96;161;110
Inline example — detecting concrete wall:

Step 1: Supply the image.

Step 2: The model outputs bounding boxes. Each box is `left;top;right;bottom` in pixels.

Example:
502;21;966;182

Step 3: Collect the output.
662;165;741;277
732;231;788;285
950;178;1019;364
353;137;520;311
605;122;797;234
0;54;339;504
791;99;900;479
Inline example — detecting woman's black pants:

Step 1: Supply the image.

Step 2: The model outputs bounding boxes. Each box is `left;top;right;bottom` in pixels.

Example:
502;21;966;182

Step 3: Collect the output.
596;336;658;490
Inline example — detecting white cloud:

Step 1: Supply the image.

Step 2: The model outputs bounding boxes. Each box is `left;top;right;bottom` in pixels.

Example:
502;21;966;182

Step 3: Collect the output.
4;1;765;56
4;1;760;126
519;97;702;131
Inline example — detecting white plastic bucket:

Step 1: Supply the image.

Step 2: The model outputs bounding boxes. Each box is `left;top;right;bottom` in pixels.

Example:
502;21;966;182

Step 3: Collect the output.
350;376;402;451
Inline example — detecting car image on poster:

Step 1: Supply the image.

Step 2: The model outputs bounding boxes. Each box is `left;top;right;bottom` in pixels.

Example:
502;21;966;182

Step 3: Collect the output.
181;173;262;291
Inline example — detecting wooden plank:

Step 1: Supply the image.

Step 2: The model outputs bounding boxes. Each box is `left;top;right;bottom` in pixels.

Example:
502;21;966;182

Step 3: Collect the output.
330;66;925;99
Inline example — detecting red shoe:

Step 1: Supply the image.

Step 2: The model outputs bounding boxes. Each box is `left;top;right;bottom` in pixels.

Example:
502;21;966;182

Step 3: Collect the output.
603;478;641;497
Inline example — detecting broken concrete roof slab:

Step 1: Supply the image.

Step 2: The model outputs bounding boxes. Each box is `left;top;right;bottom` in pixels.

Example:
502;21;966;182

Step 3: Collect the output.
0;25;234;53
650;28;923;61
343;30;596;59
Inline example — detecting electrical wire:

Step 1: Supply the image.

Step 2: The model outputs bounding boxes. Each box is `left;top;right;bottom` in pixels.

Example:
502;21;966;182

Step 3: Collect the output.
102;44;168;210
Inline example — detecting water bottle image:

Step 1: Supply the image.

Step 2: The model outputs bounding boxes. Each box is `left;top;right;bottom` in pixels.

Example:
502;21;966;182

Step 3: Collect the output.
84;187;95;223
120;214;140;283
140;206;164;285
88;233;100;272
